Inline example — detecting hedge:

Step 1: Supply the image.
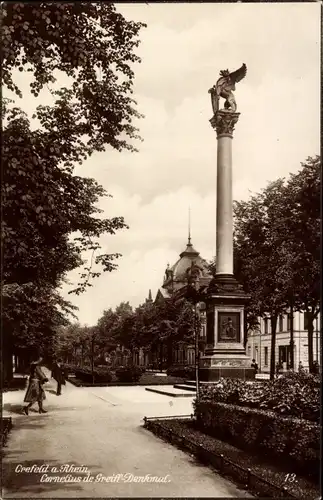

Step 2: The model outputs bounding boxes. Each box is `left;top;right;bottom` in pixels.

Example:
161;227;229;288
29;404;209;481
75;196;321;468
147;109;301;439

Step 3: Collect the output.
194;401;320;480
74;367;113;383
166;365;196;380
61;364;78;377
115;365;144;383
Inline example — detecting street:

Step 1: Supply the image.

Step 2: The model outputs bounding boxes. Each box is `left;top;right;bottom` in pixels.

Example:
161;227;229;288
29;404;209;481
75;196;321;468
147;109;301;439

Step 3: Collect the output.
2;373;251;498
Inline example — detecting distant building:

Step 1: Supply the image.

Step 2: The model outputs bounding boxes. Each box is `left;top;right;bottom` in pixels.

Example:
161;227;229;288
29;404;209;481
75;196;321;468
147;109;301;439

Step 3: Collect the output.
246;310;321;372
147;234;212;368
156;235;211;300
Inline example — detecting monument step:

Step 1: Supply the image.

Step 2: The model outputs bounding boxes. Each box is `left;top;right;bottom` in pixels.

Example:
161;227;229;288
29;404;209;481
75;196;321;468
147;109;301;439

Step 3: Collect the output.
185;380;212;386
145;387;195;398
173;384;196;392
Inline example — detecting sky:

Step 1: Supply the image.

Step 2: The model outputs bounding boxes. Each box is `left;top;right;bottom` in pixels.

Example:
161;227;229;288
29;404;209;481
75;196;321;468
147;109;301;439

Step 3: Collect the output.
8;3;320;325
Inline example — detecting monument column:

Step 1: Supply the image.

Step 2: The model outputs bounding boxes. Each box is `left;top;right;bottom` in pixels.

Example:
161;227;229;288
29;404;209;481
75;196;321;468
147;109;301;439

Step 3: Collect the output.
212;111;240;276
199;64;254;381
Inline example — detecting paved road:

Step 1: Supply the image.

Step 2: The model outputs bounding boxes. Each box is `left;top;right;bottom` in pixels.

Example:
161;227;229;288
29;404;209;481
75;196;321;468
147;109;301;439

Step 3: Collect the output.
2;372;252;498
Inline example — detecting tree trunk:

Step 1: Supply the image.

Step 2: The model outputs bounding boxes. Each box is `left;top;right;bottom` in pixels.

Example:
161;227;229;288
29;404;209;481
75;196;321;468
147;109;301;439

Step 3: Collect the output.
2;341;13;385
159;342;163;371
244;313;248;348
91;336;95;384
269;314;278;380
307;309;314;373
289;300;294;370
167;338;173;367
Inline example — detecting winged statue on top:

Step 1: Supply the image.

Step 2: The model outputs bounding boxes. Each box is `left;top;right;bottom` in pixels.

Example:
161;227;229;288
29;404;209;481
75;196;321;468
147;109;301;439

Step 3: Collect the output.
209;63;247;114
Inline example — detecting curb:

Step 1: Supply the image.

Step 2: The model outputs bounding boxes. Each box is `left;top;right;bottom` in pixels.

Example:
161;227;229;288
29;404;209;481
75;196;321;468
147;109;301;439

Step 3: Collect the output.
67;377;188;388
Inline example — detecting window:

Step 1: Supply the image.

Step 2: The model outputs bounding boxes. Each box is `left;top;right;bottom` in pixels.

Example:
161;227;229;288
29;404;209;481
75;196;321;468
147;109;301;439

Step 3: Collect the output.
304;312;309;330
279;345;291;366
264;347;269;366
264;318;268;334
254;346;258;363
279;315;284;332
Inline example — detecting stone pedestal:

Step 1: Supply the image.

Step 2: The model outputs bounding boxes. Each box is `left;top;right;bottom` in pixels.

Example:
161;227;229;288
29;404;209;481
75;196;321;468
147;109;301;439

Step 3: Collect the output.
199;110;254;381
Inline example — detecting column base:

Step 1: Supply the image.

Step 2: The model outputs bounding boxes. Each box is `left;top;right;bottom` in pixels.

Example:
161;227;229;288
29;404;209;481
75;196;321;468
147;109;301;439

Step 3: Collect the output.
208;274;246;296
199;366;255;382
199;352;254;381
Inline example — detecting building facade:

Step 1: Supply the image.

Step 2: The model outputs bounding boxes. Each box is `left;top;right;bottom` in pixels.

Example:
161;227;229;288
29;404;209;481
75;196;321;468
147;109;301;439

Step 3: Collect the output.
246;310;321;372
149;235;212;368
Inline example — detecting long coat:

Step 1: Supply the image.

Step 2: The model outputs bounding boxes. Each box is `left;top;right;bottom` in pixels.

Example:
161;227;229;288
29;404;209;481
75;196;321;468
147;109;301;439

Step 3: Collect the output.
51;363;66;384
24;365;48;403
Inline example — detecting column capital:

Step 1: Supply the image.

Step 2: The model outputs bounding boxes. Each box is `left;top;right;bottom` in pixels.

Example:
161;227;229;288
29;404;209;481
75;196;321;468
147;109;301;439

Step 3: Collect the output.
210;110;240;138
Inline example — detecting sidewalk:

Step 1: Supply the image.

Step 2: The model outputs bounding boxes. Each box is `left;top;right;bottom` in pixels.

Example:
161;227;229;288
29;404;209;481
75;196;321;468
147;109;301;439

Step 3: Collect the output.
2;370;252;498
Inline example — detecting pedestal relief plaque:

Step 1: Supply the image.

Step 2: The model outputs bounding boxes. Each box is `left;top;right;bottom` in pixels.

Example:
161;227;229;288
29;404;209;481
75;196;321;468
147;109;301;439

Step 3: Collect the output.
218;312;240;343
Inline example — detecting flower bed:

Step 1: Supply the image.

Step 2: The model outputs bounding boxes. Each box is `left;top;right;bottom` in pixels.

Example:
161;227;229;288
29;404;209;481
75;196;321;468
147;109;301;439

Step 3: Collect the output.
194;401;319;481
144;417;319;500
197;371;320;423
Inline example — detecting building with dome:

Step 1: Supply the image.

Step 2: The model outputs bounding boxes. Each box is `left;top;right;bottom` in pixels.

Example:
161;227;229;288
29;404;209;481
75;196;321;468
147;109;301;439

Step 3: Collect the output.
152;234;212;367
156;235;212;302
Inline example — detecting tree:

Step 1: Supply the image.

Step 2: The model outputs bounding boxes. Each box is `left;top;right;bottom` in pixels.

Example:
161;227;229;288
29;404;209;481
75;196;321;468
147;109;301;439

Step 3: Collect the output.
233;157;321;376
96;308;119;352
1;3;145;154
1;3;145;376
55;322;86;364
96;302;134;354
131;301;157;349
2;282;77;379
234;179;292;379
134;296;196;368
272;157;320;372
110;302;134;347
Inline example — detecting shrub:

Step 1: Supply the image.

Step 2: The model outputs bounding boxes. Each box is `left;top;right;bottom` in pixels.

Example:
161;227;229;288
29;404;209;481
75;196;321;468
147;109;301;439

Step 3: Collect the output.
166;365;196;380
74;367;113;384
115;365;143;383
61;364;78;378
197;372;320;423
194;401;320;480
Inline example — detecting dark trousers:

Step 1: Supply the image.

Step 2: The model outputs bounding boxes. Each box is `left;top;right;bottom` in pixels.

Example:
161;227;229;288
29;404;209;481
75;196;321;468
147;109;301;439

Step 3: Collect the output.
56;381;62;395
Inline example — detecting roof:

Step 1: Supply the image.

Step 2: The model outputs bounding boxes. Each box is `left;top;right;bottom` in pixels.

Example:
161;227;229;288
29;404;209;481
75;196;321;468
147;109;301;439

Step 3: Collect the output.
155;287;171;304
163;239;212;291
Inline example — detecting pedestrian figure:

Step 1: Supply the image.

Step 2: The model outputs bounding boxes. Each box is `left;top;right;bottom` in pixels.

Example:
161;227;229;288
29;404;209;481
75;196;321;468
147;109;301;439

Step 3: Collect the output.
51;358;66;396
22;357;48;415
251;358;258;374
312;361;320;375
298;361;305;372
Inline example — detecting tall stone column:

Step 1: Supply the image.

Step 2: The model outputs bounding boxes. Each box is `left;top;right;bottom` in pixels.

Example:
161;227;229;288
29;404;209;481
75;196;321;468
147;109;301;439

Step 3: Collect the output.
199;110;254;382
213;110;239;276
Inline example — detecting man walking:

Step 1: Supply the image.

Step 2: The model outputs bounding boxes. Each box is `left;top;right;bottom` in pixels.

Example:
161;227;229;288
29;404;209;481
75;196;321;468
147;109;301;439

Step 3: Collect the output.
251;358;258;375
51;358;66;396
